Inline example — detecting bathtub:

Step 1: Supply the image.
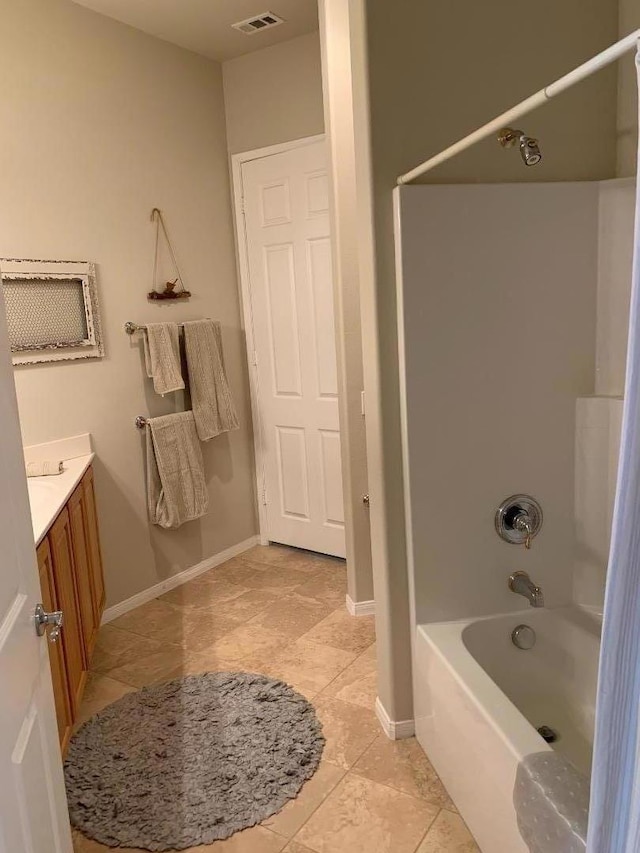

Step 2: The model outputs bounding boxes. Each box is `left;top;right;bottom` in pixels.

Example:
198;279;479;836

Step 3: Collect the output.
414;606;601;853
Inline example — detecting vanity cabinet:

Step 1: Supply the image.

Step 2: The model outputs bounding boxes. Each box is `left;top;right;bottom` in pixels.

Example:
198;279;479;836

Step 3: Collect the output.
69;483;98;657
37;537;73;753
35;465;105;752
49;507;87;718
83;466;105;621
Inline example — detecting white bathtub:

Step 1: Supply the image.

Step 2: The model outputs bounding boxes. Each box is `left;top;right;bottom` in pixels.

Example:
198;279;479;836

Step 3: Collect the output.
414;606;601;853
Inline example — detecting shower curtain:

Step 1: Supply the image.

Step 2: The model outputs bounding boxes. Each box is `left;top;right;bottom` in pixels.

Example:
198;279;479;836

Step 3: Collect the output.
586;45;640;853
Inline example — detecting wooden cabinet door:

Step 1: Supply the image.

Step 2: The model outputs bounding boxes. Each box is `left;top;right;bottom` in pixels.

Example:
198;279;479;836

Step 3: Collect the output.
49;506;87;717
37;537;73;753
82;466;105;621
68;482;97;658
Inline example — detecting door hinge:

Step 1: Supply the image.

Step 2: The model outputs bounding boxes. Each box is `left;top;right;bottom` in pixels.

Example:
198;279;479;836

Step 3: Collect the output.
261;481;268;505
252;350;258;367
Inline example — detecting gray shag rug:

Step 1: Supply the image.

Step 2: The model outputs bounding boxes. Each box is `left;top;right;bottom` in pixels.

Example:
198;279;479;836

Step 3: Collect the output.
64;671;325;851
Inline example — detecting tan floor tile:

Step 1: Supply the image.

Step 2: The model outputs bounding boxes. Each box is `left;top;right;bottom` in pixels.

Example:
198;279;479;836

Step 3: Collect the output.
361;641;377;659
184;824;287;852
229;655;314;702
175;649;251;677
72;825;286;852
262;762;346;838
245;545;343;574
314;698;380;769
352;736;455;809
209;623;290;662
72;830;133;852
110;599;238;650
91;625;166;673
214;588;281;622
243;544;296;566
159;577;248;610
302;609;376;655
319;645;377;709
283;843;316;853
180;614;248;653
248;593;335;639
75;673;136;726
416;809;480;852
294;571;347;607
72;829;107;852
239;565;314;591
246;639;358;698
110;598;185;637
296;774;439;853
200;556;267;587
103;644;188;687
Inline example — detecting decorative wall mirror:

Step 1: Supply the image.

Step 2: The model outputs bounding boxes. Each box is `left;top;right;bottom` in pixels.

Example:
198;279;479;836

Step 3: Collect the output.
1;259;104;365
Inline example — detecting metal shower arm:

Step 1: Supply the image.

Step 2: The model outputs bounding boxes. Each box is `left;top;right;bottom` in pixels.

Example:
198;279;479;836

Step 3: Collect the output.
397;28;640;185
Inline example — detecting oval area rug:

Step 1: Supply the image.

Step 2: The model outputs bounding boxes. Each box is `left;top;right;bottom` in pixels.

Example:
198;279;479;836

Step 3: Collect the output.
65;671;325;851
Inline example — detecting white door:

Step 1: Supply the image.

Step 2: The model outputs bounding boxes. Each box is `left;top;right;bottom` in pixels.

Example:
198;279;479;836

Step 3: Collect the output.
240;139;346;558
0;288;73;851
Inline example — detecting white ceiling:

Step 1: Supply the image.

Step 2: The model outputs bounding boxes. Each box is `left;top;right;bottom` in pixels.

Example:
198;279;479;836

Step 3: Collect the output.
71;0;319;62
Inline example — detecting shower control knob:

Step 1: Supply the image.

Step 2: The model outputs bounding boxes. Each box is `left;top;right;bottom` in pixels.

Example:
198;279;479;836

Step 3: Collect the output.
495;495;543;548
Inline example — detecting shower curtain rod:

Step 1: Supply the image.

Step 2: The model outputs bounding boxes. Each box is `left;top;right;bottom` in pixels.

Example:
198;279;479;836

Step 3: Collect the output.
397;29;640;185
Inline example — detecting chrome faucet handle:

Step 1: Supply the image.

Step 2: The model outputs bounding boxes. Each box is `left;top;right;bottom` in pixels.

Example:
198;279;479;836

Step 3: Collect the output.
495;495;542;549
513;512;533;549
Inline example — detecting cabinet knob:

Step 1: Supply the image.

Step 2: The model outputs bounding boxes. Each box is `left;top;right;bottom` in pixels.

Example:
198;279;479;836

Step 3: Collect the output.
34;603;64;643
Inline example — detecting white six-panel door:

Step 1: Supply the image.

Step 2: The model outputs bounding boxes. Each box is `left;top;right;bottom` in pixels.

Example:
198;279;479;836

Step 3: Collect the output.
240;139;346;558
0;276;73;852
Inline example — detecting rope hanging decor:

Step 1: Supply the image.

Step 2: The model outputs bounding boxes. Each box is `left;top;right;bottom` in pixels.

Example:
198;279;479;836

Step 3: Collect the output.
148;208;191;301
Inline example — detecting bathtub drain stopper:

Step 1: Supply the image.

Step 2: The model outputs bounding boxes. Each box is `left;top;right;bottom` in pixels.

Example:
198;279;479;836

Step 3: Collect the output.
511;624;536;650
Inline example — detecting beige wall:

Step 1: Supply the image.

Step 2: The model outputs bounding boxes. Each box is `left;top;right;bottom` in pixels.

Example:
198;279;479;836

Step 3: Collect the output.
223;32;325;155
319;1;373;605
617;0;640;175
338;0;620;723
224;25;375;605
2;0;257;607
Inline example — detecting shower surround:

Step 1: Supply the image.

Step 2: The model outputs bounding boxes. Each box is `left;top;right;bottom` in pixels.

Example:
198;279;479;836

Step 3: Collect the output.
395;178;635;851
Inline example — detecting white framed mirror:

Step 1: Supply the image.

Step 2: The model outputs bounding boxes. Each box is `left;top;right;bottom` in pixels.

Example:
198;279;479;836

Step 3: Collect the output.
1;259;104;365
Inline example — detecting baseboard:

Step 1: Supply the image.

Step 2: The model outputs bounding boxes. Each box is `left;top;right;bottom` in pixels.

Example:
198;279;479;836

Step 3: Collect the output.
345;594;376;617
102;535;260;624
375;697;415;740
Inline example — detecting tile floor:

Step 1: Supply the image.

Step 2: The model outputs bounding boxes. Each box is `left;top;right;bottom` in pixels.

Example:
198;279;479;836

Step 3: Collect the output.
72;544;480;853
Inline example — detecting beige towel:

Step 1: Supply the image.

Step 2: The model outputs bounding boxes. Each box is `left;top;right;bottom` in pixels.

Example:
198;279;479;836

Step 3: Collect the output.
146;412;208;529
26;460;63;477
143;323;185;396
183;320;239;441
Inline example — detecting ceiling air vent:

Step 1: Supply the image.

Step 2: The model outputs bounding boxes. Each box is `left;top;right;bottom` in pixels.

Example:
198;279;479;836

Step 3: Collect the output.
232;12;285;35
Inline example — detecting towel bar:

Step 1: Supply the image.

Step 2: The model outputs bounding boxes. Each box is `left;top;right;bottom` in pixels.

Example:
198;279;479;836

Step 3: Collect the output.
135;416;149;429
125;320;209;335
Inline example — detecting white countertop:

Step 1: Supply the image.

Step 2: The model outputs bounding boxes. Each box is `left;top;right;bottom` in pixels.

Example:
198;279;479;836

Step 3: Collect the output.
23;434;95;546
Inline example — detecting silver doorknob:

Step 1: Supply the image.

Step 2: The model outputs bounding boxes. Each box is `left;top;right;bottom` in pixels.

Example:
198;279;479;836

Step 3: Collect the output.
34;604;64;643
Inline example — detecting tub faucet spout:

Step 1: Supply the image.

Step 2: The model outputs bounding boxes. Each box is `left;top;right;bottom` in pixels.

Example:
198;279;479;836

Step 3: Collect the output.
508;571;544;607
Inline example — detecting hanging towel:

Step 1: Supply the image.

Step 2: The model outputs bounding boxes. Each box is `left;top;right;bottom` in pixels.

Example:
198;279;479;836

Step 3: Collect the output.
146;411;208;529
183;320;239;441
142;323;185;396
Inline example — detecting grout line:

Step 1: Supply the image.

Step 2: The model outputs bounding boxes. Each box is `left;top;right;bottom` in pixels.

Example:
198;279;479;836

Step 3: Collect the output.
313;641;377;705
348;760;453;812
268;761;347;844
410;807;442;853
